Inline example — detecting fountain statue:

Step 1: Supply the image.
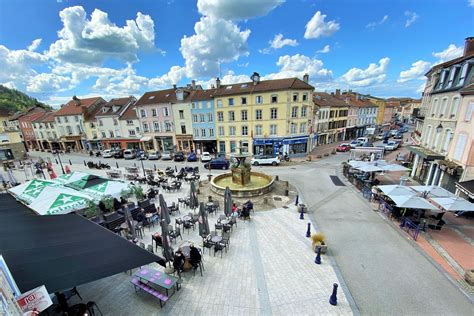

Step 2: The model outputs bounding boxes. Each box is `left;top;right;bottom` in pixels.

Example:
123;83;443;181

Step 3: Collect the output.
231;145;252;186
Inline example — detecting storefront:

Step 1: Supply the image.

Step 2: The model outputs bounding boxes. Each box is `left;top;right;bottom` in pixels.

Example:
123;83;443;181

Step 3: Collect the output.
406;146;444;184
355;125;366;138
175;135;193;152
155;136;174;152
140;136;154;151
345;127;356;140
194;140;217;155
317;133;328;145
101;139;141;150
253;136;309;157
60;136;83;151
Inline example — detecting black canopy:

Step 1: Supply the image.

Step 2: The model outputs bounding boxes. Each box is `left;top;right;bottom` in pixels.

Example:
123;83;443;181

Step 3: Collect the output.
0;193;161;294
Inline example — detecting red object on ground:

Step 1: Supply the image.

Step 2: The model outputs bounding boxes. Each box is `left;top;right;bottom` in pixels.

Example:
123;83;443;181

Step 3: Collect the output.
48;170;57;179
65;165;71;174
336;144;351;152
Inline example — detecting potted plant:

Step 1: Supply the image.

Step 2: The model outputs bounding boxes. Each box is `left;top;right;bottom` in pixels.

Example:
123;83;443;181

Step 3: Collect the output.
84;199;100;219
120;189;132;203
131;185;145;201
101;195;115;213
311;232;327;254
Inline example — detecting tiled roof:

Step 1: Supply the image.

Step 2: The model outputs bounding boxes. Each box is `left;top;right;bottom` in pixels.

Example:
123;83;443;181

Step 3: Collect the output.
33;112;55;123
54;97;104;116
214;77;313;97
120;104;138;120
313;92;348;107
426;52;474;76
95;97;134;117
135;88;194;106
191;89;217;101
338;92;377;107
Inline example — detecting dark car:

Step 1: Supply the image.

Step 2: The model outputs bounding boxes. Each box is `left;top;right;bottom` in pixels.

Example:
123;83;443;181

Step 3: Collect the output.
173;152;185;162
187;152;197;162
113;149;124;159
204;158;230;170
394;133;403;139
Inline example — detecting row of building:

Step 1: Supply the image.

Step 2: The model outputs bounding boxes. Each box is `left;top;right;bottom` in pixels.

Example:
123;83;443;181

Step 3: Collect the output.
1;73;420;161
408;37;474;198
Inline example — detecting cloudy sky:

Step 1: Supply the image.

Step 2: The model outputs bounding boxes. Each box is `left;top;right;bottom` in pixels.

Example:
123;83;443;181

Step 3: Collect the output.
0;0;472;107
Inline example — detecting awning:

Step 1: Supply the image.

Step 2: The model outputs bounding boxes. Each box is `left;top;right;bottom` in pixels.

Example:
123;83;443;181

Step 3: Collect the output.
390;195;439;210
456;180;474;199
0;194;162;294
410;185;455;198
140;136;152;142
378;185;416;196
406;145;444;160
430;197;474;212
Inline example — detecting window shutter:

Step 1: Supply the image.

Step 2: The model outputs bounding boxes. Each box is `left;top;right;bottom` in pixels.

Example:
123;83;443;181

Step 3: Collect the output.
453;134;467;161
465;102;474;121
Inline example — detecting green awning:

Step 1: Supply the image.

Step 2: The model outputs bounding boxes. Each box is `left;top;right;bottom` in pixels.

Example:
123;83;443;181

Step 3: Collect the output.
406;146;444;160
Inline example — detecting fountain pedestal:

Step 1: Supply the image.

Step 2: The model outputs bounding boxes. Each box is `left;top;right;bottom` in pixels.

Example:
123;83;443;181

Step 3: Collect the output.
231;153;251;186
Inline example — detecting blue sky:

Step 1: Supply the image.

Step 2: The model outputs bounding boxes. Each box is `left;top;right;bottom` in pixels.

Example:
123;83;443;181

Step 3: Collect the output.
0;0;472;106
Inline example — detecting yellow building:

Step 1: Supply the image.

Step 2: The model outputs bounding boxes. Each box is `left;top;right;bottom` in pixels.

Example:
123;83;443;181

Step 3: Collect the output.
365;95;387;126
0;108;26;160
214;73;314;157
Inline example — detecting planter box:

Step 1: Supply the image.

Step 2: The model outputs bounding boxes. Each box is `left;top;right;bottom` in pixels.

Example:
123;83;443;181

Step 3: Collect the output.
313;244;327;254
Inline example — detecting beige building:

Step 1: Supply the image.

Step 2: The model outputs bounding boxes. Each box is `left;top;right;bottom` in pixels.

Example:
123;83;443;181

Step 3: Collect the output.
0;108;25;160
32;112;60;152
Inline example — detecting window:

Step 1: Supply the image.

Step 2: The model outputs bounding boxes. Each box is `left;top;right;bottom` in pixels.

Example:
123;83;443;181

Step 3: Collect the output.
293;93;299;101
153;121;160;132
255;109;263;120
126;120;133;125
74;116;79;122
90;122;95;128
207;101;211;108
302;93;308;101
300;123;306;133
129;129;136;136
76;125;82;134
270;108;277;119
453;134;467;161
163;107;169;116
192;114;198;123
217;112;224;122
228;98;234;106
101;131;106;138
217;100;223;108
99;119;103;127
432;99;439;117
218;126;224;136
194;129;199;137
290;123;297;134
209;128;214;137
241;97;247;105
424;125;432;146
219;141;226;153
140;109;147;118
255;125;262;136
457;63;469;87
109;131;114;138
142;122;149;132
56;117;61;123
201;129;206;137
199;114;205;122
199;102;203;109
113;119;118;126
270;124;277;135
229;111;235;121
181;125;188;134
446;67;457;88
466;102;474;121
271;95;278;103
241;110;248;121
450;97;460;118
442;130;453;152
207;113;213;122
179;110;184;119
301;107;307;117
164;121;172;132
439;98;448;117
291;107;298;118
229;126;236;136
191;102;196;109
64;117;69;123
230;141;236;153
241;126;248;136
437;70;447;90
152;109;157;117
256;96;263;104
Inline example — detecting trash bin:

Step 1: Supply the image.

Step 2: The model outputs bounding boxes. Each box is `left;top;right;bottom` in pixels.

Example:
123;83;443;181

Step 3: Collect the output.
399;176;408;186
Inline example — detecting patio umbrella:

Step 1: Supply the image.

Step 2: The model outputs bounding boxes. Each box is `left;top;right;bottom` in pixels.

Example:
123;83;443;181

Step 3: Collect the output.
159;194;171;225
160;219;174;263
356;165;384;173
430;197;474;212
410;185;455;198
378;185;416;196
389;195;439;210
224;186;232;217
189;181;198;210
125;207;136;239
381;164;410;172
198;202;210;237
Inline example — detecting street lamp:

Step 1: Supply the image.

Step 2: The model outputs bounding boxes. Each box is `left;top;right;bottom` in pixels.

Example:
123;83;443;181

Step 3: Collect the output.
436;123;443;133
55;151;65;174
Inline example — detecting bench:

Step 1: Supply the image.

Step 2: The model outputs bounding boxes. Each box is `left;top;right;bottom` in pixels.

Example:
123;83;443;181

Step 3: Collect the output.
130;278;168;307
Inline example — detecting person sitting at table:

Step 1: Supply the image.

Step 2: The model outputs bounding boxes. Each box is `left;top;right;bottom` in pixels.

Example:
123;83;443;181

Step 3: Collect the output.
232;202;238;213
244;200;253;213
189;244;202;270
136;209;146;223
173;250;185;275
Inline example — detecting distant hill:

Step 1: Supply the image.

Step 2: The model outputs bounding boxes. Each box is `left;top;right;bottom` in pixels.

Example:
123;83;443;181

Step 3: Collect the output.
0;85;50;113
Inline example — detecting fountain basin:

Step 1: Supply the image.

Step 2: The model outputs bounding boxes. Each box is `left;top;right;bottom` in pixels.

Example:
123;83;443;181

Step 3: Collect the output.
210;172;275;197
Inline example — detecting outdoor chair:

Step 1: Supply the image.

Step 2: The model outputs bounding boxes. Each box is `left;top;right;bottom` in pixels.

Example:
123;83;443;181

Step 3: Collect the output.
222;232;230;248
202;237;215;255
135;222;144;239
193;260;204;277
64;287;83;301
86;301;103;316
169;226;182;243
183;221;195;234
214;242;226;258
175;217;183;228
230;216;237;228
215;223;223;231
223;222;232;233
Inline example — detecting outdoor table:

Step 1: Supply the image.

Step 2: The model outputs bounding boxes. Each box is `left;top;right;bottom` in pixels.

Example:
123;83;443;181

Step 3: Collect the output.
134;267;179;296
179;245;192;270
120;220;137;230
221;219;230;226
211;236;223;243
182;215;192;222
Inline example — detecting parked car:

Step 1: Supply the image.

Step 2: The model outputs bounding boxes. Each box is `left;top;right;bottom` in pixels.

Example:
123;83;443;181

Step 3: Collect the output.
148;151;161;160
401;126;409;133
390;129;399;136
375;133;385;140
200;151;212;162
161;151;173;160
102;149;114;158
251;155;280;166
384;141;399;151
204;158;230;170
356;137;369;144
394;132;403;139
173;152;185;162
123;149;136;159
349;140;361;148
113;149;124;159
136;150;148;160
362;142;374;147
336;143;351;152
187;152;197;162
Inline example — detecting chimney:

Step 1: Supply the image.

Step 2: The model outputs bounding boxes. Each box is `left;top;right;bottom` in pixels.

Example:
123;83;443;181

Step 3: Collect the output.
303;73;309;83
216;77;221;88
335;89;340;96
173;84;177;89
72;95;80;106
250;72;260;85
464;37;474;56
191;80;196;89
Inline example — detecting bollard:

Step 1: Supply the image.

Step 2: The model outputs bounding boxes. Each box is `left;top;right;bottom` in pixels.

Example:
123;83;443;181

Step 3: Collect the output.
306;222;311;238
275;175;279;181
329;283;338;306
83;160;86;166
69;159;72;165
284;189;289;196
116;162;119;169
55;159;58;164
315;246;321;264
134;162;137;167
154;164;157;171
299;207;304;220
295;194;299;206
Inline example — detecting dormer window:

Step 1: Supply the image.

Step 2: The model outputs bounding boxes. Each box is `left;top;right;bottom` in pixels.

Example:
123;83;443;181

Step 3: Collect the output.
226;86;232;90
112;106;119;112
446;66;459;88
102;108;108;113
457;62;469;87
148;96;155;100
437;70;447;90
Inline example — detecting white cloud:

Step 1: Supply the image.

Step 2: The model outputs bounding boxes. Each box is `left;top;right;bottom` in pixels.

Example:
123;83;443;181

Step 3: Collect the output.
148;66;187;89
316;45;330;54
398;60;431;83
197;0;284;20
416;82;426;94
180;16;250;78
47;6;156;65
264;54;333;82
469;0;474;7
259;33;298;54
432;44;463;63
304;11;340;39
366;15;388;29
28;39;42;52
404;11;418;27
341;57;390;87
27;73;71;93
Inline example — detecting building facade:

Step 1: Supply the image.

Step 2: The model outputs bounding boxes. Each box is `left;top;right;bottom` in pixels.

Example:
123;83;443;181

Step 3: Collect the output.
191;89;217;154
0;108;25;160
14;106;47;150
32;112;59;151
313;92;348;144
173;89;195;152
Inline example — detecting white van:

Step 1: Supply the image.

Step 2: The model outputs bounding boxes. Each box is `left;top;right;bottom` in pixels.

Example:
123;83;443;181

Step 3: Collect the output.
356;137;369;144
123;149;136;159
102;149;114;158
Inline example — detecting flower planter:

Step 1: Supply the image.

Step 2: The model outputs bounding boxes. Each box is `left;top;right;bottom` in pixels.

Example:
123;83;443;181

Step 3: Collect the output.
314;243;328;254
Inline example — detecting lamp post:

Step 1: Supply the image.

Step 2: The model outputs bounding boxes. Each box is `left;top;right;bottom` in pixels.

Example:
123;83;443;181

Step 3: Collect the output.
140;158;146;177
56;151;65;175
